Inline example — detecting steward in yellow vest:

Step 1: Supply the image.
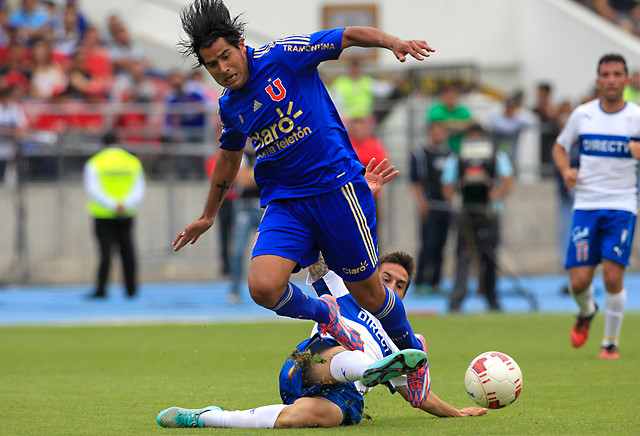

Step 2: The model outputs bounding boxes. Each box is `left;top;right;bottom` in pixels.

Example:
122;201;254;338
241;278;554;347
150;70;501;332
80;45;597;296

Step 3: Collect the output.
83;132;146;298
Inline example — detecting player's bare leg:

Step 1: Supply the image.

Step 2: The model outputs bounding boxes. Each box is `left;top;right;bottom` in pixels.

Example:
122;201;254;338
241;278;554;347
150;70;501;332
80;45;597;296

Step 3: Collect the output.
248;255;363;351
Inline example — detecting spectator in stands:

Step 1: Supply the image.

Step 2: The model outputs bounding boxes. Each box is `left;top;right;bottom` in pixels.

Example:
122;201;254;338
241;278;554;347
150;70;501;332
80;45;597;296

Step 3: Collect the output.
489;93;537;168
0;85;28;183
593;0;640;36
164;69;208;179
103;12;123;46
0;28;31;99
532;82;559;177
77;25;113;98
426;84;474;153
105;22;146;77
65;47;100;99
0;6;11;47
113;59;159;156
8;0;49;45
64;0;88;36
52;2;83;58
29;37;67;100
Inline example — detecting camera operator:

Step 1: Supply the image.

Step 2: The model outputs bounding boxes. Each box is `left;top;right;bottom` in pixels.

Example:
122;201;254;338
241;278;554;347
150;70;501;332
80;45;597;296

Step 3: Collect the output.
441;124;515;312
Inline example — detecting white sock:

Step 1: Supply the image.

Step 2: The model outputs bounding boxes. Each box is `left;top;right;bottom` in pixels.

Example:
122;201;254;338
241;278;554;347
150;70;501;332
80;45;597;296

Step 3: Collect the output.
329;350;375;382
200;405;286;428
602;288;626;346
570;284;596;316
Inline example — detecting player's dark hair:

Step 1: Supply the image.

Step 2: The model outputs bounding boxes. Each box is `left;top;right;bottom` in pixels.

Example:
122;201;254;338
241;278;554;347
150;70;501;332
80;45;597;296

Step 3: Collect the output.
178;0;246;67
598;53;628;75
379;251;416;293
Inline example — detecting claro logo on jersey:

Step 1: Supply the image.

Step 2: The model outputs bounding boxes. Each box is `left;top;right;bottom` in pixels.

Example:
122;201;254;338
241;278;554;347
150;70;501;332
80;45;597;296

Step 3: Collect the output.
343;261;369;276
251;101;312;159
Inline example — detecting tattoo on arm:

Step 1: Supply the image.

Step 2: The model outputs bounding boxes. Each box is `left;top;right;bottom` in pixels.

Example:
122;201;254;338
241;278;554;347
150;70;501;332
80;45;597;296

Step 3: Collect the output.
308;253;329;282
216;180;231;202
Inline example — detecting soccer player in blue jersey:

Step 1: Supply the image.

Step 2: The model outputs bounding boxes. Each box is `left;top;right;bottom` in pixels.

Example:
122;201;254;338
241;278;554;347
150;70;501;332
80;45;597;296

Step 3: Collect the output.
172;0;434;406
157;252;487;429
553;53;640;359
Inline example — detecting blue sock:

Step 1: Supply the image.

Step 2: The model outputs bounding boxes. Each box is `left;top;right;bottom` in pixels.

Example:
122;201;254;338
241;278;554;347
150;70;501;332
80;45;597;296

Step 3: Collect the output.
372;284;421;350
270;282;330;324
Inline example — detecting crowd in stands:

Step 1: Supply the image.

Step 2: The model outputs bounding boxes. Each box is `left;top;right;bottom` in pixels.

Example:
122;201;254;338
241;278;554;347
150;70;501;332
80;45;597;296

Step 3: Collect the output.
0;0;218;177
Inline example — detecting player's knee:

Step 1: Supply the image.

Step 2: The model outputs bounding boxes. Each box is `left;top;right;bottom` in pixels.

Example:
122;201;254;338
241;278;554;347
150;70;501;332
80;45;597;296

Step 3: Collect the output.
247;275;284;308
570;275;591;293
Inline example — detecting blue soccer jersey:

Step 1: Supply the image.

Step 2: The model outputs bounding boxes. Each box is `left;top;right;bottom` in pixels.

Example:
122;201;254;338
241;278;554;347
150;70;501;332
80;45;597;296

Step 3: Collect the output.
218;28;364;207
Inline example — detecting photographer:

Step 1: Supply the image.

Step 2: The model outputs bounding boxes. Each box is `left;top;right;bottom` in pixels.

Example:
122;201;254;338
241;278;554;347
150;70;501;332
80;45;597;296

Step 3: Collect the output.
441;124;514;312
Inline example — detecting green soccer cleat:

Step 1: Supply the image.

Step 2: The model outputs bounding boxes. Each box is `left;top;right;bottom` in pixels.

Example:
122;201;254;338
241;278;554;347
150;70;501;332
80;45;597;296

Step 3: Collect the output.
361;349;428;388
156;406;221;428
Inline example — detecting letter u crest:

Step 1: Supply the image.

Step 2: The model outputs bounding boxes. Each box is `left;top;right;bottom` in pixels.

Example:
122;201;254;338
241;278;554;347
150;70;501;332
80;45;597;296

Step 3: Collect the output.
265;78;286;101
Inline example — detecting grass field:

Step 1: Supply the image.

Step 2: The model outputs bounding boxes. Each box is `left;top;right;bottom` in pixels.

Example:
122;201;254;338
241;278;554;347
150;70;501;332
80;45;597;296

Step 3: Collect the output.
1;312;639;435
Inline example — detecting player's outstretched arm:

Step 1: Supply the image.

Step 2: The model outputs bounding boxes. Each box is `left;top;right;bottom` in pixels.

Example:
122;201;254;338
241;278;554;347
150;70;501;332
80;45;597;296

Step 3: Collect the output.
396;386;488;417
173;149;243;251
341;26;435;63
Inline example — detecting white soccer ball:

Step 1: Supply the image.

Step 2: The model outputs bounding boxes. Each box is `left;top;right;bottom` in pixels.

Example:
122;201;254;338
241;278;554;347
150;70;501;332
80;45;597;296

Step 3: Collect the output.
464;351;523;409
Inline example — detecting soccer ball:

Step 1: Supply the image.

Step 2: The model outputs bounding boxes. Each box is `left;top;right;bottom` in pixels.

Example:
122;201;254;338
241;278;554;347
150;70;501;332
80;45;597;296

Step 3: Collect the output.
464;351;523;409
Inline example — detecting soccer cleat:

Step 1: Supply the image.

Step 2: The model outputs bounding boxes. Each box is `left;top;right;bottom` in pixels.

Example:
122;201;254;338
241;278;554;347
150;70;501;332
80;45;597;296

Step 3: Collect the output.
598;344;619;359
318;294;364;352
406;333;431;408
361;349;428;388
156;406;221;428
570;304;598;348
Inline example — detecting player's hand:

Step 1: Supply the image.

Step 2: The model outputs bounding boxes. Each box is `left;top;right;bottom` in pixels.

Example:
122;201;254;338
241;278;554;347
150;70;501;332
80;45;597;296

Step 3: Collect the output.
364;157;399;195
630;140;640;158
458;407;488;416
173;217;214;251
562;167;579;190
391;38;435;62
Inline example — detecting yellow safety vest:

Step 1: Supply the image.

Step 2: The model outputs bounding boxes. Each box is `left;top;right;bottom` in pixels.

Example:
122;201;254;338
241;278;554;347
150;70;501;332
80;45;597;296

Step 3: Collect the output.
332;75;375;120
87;148;143;219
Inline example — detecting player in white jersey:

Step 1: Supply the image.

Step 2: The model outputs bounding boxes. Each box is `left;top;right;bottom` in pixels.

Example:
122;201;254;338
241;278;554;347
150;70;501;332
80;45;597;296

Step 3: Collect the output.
553;53;640;359
157;252;487;428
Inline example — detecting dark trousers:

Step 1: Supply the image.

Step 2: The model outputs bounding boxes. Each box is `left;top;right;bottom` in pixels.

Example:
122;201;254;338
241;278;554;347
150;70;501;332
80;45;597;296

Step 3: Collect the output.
416;209;451;287
449;211;500;311
94;217;137;297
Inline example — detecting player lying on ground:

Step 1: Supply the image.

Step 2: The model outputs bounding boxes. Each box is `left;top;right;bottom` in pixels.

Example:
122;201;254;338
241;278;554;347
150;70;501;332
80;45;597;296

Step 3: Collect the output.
157;253;488;428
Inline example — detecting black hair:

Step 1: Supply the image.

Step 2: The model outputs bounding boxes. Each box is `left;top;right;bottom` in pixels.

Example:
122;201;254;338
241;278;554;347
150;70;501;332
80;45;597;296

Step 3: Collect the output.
465;123;486;136
178;0;246;67
102;131;118;146
598;53;628;75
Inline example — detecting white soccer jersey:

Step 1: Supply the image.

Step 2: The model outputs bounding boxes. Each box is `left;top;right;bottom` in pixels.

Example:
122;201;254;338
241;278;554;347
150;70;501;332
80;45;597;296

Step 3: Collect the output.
556;99;640;213
305;271;407;394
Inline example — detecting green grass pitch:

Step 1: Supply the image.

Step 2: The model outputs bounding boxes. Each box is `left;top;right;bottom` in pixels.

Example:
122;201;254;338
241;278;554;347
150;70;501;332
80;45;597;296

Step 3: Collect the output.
1;313;639;435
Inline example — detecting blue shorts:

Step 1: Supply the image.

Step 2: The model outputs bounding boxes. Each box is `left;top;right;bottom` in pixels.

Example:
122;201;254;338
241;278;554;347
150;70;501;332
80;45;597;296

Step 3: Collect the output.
565;209;636;268
253;175;379;282
278;335;364;426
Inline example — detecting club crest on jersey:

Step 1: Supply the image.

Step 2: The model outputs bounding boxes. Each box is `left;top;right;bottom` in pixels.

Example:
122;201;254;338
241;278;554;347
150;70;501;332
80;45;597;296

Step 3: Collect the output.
265;78;286;101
